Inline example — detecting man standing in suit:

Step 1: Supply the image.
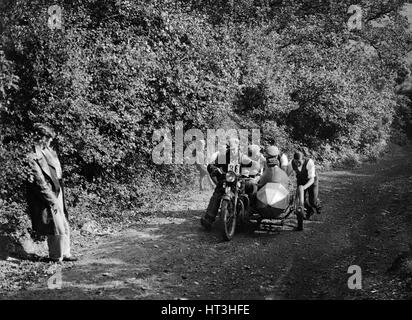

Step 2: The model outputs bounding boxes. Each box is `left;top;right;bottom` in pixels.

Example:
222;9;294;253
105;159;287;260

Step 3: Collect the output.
26;123;77;263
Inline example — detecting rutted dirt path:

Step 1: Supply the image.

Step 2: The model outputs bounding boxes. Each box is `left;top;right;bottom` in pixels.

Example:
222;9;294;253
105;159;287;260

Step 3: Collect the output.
2;144;412;300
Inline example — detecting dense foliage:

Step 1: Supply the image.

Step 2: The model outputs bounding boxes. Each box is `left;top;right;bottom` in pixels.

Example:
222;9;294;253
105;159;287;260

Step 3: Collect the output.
1;0;411;237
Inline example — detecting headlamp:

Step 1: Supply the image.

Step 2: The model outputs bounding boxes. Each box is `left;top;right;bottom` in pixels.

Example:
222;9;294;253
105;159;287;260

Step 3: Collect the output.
225;171;236;183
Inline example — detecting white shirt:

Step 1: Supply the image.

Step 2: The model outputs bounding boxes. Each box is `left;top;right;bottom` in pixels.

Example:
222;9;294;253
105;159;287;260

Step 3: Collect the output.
279;154;289;168
305;159;316;179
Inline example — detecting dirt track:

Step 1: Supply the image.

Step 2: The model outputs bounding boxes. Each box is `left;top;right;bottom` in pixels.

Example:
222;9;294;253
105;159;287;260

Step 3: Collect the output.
2;144;412;300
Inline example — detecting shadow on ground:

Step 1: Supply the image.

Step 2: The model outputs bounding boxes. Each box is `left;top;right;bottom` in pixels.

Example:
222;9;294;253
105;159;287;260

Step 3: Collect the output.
4;143;412;300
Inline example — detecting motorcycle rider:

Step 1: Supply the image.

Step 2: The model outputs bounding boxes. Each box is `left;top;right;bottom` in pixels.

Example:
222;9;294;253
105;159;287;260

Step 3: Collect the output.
243;144;265;182
200;137;245;230
258;146;303;230
263;146;289;173
258;146;290;191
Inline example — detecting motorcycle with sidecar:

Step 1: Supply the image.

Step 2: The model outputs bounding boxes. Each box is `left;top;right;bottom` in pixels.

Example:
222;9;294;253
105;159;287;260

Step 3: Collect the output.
217;165;304;241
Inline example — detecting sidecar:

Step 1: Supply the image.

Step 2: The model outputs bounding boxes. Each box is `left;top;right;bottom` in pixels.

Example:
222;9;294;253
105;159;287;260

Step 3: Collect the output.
247;182;304;231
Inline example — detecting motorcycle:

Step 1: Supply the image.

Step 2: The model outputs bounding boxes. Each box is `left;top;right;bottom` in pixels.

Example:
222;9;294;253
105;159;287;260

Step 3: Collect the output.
217;164;304;241
217;163;252;241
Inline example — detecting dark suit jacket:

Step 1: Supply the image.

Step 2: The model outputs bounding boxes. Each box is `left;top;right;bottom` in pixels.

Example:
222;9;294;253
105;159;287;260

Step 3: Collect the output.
26;145;68;236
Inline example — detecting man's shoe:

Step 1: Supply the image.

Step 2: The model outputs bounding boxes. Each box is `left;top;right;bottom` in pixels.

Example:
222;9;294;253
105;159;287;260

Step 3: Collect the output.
315;200;322;214
63;256;78;262
305;210;314;220
25;253;43;262
200;217;213;231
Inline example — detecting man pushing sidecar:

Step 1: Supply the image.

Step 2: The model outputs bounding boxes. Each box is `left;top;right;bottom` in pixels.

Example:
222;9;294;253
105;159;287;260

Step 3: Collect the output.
290;151;322;220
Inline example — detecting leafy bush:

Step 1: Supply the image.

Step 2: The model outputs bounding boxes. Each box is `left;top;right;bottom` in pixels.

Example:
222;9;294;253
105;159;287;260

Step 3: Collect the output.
0;0;411;240
0;200;31;242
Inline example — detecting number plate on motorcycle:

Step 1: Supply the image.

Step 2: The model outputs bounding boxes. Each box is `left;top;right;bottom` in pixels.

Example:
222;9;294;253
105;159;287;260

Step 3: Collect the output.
228;163;240;174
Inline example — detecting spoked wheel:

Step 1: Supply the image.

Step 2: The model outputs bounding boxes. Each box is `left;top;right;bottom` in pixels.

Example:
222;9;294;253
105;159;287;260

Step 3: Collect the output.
220;199;237;241
294;189;305;231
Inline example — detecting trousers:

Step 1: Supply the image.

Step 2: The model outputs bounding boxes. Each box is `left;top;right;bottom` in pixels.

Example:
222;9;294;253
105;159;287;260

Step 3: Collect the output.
47;191;71;260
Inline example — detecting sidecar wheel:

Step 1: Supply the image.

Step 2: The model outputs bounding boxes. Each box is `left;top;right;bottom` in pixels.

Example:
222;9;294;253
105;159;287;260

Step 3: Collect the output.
296;207;304;231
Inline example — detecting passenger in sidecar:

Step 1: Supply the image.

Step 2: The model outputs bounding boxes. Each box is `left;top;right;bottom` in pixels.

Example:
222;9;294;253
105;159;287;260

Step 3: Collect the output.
250;146;304;230
255;146;291;216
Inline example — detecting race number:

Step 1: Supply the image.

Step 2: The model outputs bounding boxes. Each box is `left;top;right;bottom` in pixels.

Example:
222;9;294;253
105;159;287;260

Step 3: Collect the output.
228;163;240;174
48;5;62;30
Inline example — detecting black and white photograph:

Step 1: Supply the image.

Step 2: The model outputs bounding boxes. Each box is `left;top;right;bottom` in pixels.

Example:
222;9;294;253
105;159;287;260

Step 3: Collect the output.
1;0;412;305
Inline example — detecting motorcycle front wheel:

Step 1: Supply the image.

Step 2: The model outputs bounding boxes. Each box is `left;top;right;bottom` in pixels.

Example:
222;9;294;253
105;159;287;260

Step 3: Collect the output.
220;199;237;241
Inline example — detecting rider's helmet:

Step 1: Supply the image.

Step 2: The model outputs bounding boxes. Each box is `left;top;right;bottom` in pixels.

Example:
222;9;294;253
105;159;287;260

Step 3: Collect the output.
241;155;253;176
266;146;279;157
265;146;280;167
